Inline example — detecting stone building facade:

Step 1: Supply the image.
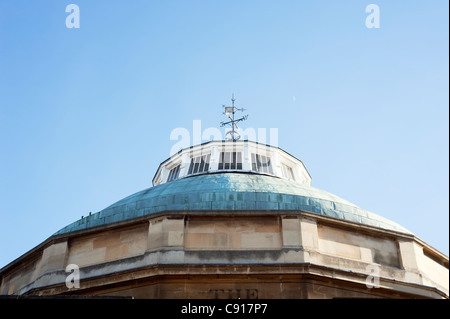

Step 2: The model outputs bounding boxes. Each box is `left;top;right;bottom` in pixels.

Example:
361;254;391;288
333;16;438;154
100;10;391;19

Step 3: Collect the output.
0;141;448;298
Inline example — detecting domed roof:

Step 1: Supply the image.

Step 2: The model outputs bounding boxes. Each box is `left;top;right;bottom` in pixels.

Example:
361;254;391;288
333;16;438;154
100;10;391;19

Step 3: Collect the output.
54;172;411;235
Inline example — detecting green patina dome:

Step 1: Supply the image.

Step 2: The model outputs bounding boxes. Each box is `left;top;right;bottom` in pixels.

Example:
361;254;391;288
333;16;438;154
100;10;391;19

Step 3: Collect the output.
54;172;411;235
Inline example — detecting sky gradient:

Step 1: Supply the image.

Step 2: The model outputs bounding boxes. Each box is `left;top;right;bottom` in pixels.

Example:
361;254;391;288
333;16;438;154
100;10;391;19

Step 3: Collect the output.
0;0;448;268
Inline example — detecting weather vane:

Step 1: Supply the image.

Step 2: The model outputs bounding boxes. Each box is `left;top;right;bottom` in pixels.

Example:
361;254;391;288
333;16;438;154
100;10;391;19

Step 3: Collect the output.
220;94;248;141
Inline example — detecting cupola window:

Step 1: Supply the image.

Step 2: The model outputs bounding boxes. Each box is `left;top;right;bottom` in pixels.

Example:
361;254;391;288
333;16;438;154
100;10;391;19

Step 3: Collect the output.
188;154;210;175
281;163;295;181
251;153;273;174
167;164;181;182
218;152;242;170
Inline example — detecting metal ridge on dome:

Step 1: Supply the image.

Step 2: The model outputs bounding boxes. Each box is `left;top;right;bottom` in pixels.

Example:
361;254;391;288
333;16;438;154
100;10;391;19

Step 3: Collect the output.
54;172;412;236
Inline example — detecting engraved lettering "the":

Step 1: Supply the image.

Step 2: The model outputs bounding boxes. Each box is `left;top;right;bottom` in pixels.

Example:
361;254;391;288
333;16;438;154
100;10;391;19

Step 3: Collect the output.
209;289;258;299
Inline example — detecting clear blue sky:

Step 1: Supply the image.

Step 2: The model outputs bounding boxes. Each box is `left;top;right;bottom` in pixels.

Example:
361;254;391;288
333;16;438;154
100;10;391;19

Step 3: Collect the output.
0;0;448;268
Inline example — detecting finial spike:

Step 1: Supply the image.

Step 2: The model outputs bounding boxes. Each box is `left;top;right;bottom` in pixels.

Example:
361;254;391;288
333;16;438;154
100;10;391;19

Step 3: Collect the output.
220;94;248;141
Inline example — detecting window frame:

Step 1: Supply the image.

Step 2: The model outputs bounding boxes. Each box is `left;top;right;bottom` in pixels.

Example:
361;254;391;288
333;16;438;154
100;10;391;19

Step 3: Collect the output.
167;164;181;182
188;154;211;175
251;152;274;175
218;151;243;171
281;163;295;181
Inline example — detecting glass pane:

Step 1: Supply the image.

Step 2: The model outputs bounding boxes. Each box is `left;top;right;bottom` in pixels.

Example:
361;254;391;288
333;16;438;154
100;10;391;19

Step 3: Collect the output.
168;165;180;182
267;159;273;174
224;152;230;169
204;154;210;172
284;164;293;179
231;152;237;169
173;166;180;179
199;156;205;172
256;155;263;173
193;156;200;173
236;152;242;170
263;156;269;173
218;152;224;170
188;159;194;175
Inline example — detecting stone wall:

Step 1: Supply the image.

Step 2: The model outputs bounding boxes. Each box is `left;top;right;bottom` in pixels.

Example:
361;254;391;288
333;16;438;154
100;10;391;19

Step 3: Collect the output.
317;224;400;267
67;224;147;268
0;213;448;298
185;216;282;250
